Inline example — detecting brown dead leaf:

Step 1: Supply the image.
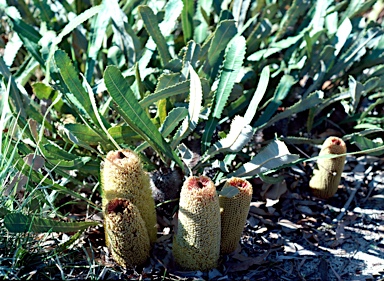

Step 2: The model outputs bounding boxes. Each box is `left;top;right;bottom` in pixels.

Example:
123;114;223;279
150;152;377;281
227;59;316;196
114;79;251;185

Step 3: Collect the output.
261;180;288;201
296;205;314;216
278;219;302;233
227;250;270;272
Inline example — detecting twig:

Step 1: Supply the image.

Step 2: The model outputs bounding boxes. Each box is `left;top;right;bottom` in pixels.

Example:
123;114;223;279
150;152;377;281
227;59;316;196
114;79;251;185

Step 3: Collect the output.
329;262;342;281
333;182;361;223
362;179;377;203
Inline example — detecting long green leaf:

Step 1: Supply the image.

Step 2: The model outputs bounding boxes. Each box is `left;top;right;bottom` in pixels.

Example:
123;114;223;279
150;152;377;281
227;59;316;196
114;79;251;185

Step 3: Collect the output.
229;139;300;178
181;0;194;43
212;36;246;118
4;213;99;233
104;66;183;167
200;116;253;164
253;74;295;128
200;20;237;81
136;107;188;152
54;50;108;133
46;5;102;81
243;66;270;124
0;57;26;119
138;5;172;65
171;65;202;148
201;36;246;151
275;0;312;41
262;90;323;130
86;0;111;82
63;123;106;147
194;0;212;43
6;9;45;66
140;80;190;107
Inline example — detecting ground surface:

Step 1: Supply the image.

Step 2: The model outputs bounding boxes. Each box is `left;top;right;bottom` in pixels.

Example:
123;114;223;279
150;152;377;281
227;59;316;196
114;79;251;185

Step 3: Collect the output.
84;154;384;281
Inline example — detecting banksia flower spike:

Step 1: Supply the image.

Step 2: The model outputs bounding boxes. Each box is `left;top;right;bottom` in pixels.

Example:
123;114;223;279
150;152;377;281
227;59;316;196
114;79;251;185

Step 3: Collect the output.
101;149;157;243
173;176;221;271
104;198;150;267
219;177;253;255
309;136;347;199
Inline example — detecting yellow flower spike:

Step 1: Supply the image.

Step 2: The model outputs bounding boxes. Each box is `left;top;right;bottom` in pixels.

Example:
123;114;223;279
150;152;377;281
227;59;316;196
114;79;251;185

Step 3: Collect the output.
309;136;347;199
101;149;157;243
104;198;150;268
172;176;221;271
219;177;253;255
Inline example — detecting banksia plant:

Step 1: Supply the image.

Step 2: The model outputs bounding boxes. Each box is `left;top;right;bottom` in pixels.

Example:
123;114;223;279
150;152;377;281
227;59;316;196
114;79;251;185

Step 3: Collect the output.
172;176;221;271
101;149;157;243
309;136;347;199
104;198;150;267
219;177;253;255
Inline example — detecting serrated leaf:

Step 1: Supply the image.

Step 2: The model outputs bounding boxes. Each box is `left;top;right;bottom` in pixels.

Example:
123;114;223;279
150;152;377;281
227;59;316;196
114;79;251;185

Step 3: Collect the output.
160;0;184;37
233;0;251;30
229;140;300;178
46;5;102;81
34;0;55;24
200;20;237;81
351;135;384;156
63;123;105;147
86;0;111;81
194;0;212;43
172;65;202;148
348;76;365;115
6;8;45;66
107;125;141;143
3;32;22;67
181;0;194;43
334;18;352;56
155;73;181;93
201;116;252;164
140;80;190;107
243;66;270;124
136;107;188;152
54;50;101;130
4;213;99;233
275;0;311;41
0;57;26;119
41;143;91;169
160;107;189;136
212;36;246;118
344;128;384;141
201;36;246;150
104;66;183;167
181;40;201;80
329;27;383;79
177;143;195;175
138;5;172;65
253;74;295;128
262;90;324;130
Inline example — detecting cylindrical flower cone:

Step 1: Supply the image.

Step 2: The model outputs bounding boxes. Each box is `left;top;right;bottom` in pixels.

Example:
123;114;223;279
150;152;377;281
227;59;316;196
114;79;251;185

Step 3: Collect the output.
219;177;253;255
101;149;157;243
104;198;150;268
309;136;347;199
172;176;221;271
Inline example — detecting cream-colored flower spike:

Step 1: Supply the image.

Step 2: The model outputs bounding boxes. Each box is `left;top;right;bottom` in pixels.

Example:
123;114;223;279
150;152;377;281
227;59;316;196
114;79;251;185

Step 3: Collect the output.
104;198;150;267
101;149;157;243
219;177;253;255
309;136;347;199
173;176;221;271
